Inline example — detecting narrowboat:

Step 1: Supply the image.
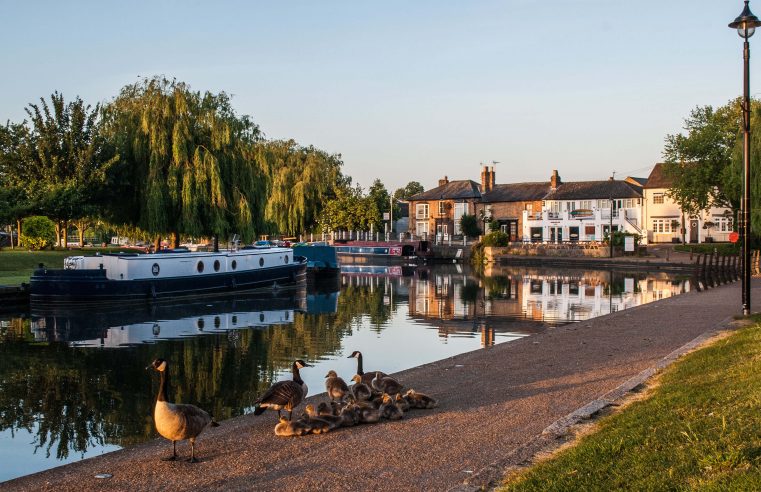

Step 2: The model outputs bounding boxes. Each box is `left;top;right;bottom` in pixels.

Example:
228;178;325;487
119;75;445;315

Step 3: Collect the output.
333;241;431;264
30;246;307;303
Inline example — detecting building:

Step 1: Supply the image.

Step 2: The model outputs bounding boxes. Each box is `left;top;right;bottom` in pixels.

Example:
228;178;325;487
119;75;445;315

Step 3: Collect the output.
476;177;548;241
642;163;733;244
406;176;482;238
521;170;644;242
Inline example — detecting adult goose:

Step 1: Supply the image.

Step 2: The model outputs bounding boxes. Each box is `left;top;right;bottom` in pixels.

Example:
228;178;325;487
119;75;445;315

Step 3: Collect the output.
254;359;311;421
347;350;388;385
147;358;219;463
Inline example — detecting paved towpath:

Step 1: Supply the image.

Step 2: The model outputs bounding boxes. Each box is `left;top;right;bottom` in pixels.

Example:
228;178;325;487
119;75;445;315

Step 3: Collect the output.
6;280;758;491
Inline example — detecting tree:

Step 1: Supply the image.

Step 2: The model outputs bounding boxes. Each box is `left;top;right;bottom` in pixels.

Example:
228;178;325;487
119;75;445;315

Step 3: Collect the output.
20;215;56;250
100;77;268;245
368;179;390;217
393;181;424;201
663;102;743;216
460;214;480;238
318;185;380;232
262;140;347;236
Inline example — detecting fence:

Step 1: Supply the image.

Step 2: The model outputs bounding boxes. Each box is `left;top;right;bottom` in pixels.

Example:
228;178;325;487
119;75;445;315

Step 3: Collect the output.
693;252;740;291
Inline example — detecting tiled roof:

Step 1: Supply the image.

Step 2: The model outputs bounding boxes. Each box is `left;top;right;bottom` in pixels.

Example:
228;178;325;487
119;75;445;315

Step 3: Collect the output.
544;180;642;200
644;163;673;189
408;180;482;201
481;182;549;203
626;176;648;188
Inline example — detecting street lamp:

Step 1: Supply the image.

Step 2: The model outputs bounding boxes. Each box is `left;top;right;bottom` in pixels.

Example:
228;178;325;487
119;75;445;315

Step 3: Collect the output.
729;1;761;315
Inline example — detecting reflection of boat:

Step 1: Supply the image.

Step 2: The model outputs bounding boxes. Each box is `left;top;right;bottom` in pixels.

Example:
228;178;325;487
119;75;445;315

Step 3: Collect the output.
30;246;307;303
29;292;310;346
292;244;340;276
334;241;430;264
340;265;416;277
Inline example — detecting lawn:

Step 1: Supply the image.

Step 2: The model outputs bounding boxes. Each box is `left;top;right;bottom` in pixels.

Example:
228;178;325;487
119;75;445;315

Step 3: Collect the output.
503;320;761;491
0;247;132;285
674;243;739;255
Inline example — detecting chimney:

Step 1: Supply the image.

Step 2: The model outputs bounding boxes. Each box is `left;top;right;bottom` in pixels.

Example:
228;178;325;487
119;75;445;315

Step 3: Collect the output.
550;169;561;190
489;167;496;190
481;166;493;193
438;176;449;187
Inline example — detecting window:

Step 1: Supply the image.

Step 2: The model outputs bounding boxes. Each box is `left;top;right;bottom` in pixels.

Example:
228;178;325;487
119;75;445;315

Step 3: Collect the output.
213;259;220;272
197;261;205;273
715;217;733;232
597;199;610;209
416;221;429;236
550;201;561;213
621;199;636;209
579;200;592;210
416;203;429;219
652;219;676;233
566;201;576;211
525;203;533;212
653;193;665;204
438;201;446;215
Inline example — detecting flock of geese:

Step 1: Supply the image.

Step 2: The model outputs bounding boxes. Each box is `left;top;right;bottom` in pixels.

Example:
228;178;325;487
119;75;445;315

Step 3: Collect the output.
146;351;437;462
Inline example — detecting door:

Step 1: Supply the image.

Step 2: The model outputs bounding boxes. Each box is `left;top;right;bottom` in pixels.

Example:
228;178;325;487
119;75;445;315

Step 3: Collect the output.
690;220;699;243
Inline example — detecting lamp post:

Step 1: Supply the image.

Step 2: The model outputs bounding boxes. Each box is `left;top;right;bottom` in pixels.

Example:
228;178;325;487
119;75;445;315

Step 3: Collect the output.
730;1;761;315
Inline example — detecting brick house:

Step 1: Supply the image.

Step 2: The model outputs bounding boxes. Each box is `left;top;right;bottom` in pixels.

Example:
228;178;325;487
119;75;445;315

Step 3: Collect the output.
406;177;482;237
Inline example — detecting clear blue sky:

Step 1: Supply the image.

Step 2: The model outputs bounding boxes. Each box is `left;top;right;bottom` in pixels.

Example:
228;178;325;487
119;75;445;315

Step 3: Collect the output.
0;0;754;191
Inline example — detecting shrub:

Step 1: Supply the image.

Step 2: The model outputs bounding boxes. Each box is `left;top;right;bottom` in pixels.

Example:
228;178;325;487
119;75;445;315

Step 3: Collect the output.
488;219;501;232
482;231;509;247
21;216;56;250
460;214;481;238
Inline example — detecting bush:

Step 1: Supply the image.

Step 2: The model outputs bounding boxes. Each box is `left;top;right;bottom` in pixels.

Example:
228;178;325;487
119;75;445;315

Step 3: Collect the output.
21;216;56;250
488;219;501;232
482;231;510;247
460;214;481;238
604;230;641;249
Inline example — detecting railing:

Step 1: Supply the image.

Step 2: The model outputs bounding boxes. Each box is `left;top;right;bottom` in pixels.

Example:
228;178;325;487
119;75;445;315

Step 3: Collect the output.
693;252;740;291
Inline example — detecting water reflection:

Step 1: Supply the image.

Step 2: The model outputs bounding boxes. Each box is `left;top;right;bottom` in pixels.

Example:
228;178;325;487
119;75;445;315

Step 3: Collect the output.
0;265;691;482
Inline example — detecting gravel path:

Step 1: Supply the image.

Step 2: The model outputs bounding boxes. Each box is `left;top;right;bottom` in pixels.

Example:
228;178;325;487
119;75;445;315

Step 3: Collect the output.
4;280;756;492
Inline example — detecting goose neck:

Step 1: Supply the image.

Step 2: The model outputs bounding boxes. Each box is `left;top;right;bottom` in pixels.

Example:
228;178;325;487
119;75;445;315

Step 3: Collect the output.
157;369;169;402
292;362;304;384
356;352;364;375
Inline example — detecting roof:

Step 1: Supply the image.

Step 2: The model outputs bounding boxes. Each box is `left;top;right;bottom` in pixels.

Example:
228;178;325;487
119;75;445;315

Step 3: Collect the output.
644;163;673;189
481;182;549;203
408;180;482;201
543;180;642;200
625;176;648;188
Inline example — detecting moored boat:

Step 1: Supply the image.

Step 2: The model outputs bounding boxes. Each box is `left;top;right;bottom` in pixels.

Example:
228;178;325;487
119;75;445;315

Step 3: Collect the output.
30;246;306;303
333;240;431;264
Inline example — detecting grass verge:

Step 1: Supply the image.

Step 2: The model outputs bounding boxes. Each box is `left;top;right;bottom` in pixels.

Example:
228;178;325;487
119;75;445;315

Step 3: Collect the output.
502;319;761;491
0;248;133;286
674;243;739;255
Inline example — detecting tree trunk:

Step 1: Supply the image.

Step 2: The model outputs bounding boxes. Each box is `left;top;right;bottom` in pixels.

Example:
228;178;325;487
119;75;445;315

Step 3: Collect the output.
154;236;161;251
63;221;68;248
213;236;219;252
171;232;180;249
16;220;22;248
55;222;61;248
78;223;86;247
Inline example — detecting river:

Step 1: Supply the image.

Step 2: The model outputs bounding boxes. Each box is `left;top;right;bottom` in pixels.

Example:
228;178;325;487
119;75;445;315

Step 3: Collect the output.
0;264;691;482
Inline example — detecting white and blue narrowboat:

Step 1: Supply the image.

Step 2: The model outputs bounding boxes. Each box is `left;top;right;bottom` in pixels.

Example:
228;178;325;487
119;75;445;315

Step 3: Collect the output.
30;246;307;303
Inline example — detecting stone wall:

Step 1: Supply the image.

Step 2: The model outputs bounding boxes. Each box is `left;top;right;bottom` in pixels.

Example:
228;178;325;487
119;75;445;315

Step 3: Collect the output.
484;243;614;261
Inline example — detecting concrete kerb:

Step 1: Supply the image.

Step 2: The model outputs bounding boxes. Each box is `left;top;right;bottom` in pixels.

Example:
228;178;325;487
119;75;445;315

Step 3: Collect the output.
448;315;738;492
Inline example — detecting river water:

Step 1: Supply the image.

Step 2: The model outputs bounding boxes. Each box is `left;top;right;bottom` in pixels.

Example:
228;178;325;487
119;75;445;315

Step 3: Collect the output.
0;264;692;482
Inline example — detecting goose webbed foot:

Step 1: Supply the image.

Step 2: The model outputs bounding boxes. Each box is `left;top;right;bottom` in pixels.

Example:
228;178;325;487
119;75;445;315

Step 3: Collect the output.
186;457;199;463
161;441;178;461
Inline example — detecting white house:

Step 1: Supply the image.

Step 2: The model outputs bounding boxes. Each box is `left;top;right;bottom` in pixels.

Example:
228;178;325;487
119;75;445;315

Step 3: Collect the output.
642;163;733;244
522;171;644;242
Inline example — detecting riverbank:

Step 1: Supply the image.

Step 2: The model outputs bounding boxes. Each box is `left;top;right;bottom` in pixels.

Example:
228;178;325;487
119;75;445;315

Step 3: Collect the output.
0;248;130;286
5;279;758;491
502;317;761;490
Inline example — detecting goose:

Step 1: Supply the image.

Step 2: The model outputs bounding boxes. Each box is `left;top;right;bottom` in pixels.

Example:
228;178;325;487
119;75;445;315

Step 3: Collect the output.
404;389;438;409
349;375;373;401
254;359;311;421
354;402;380;424
274;416;311;437
316;401;336;416
325;370;349;401
338;403;360;427
304;404;343;430
371;372;404;396
347;350;388;385
147;358;219;463
379;393;404;420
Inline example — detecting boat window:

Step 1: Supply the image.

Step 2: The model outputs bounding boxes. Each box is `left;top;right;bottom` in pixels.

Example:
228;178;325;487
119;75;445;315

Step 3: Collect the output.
259;313;265;322
259;257;264;267
284;255;289;264
151;263;160;276
197;318;204;330
197;261;205;273
214;316;221;328
231;260;237;270
231;315;237;325
213;260;221;272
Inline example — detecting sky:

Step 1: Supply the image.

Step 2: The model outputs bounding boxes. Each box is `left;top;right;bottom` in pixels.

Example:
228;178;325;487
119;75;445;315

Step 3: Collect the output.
0;0;755;191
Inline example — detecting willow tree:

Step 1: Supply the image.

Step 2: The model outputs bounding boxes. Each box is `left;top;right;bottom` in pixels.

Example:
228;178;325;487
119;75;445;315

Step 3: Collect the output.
262;140;347;236
100;77;268;245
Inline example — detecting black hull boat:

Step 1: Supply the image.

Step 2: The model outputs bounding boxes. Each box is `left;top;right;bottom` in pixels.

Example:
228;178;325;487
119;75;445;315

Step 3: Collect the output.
30;247;307;304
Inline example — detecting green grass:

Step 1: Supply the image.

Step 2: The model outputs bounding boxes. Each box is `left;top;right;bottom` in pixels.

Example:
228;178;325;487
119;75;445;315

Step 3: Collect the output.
674;243;739;255
503;320;761;491
0;247;134;286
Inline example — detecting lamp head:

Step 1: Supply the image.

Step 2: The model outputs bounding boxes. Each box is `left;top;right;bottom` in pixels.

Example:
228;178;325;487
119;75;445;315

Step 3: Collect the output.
730;1;761;39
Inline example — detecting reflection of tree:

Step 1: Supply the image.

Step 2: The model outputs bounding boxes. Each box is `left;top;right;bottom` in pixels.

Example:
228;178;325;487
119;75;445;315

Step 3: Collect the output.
0;279;399;461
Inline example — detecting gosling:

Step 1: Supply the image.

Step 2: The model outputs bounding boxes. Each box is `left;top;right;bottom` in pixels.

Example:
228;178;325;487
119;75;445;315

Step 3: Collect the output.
349;375;373;401
304;404;343;430
147;359;219;463
371;372;403;396
404;389;438;409
379;393;404;420
325;370;349;401
274;416;311;437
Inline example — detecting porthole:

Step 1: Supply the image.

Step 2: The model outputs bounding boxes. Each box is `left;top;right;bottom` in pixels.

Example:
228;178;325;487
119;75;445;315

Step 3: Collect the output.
151;263;160;276
197;261;205;273
259;313;265;323
259;257;264;267
231;315;238;325
285;311;289;321
213;260;220;272
197;318;205;330
284;255;289;264
231;260;237;270
214;316;221;328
